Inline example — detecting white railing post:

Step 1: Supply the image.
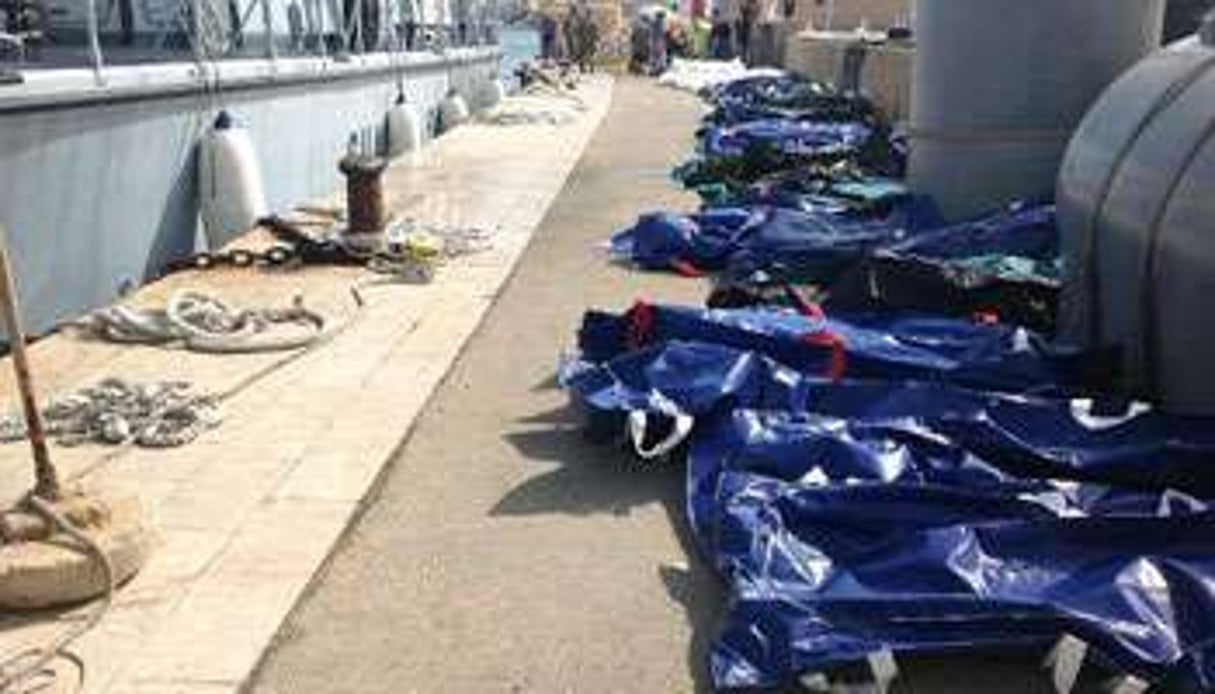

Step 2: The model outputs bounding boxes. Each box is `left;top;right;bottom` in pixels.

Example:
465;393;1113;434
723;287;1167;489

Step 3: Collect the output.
191;0;207;63
84;0;105;84
351;0;363;52
261;0;277;59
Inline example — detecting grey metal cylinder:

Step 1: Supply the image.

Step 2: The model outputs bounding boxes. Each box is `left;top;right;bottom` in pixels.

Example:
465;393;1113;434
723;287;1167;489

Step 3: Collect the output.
1057;29;1215;414
908;0;1165;221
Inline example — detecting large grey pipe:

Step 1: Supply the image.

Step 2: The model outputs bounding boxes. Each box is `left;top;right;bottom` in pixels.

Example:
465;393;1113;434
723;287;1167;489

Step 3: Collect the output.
1057;16;1215;414
908;0;1166;221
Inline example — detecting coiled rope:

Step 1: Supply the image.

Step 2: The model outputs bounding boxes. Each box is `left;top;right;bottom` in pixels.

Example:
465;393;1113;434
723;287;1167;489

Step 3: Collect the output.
0;495;114;694
480;108;576;127
73;290;329;354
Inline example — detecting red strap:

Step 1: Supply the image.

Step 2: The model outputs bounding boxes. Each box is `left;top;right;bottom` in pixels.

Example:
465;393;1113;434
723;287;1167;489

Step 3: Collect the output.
669;258;706;278
788;291;846;379
973;309;1001;325
784;285;825;320
627;300;656;349
802;331;848;381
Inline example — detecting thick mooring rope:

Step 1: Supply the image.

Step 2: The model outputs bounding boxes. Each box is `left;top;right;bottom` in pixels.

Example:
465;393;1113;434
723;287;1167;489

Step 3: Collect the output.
73;290;328;354
0;495;115;694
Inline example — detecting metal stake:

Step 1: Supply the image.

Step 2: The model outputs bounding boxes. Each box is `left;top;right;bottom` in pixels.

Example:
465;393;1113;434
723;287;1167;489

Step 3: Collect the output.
0;225;60;502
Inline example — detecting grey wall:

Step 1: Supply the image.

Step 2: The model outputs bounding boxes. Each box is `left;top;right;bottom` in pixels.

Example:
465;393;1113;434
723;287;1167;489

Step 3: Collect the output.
0;51;498;333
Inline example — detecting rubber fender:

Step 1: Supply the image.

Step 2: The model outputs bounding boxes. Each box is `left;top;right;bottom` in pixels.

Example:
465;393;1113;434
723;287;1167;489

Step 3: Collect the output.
198;111;270;247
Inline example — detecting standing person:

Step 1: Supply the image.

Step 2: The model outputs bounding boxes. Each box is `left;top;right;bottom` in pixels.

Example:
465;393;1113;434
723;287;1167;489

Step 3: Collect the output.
738;0;757;63
665;21;688;58
718;0;740;56
397;0;419;49
649;11;668;74
540;13;557;60
629;18;650;73
562;4;579;65
651;11;670;74
708;5;732;59
576;7;599;72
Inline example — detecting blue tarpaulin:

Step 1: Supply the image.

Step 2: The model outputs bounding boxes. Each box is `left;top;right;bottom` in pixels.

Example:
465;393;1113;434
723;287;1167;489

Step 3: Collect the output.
564;340;1215;496
611;201;1052;285
560;334;1215;691
610;201;940;279
564;67;1215;692
706;465;1215;690
707;174;918;217
887;202;1058;261
577;303;1086;394
702;73;877;127
700;120;874;160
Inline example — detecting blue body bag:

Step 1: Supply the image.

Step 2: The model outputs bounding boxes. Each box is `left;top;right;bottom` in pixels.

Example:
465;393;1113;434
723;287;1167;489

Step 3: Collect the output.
563;341;1215;496
559;335;1215;690
702;73;877;127
610;203;938;279
577;304;1085;394
886;202;1058;261
700;120;874;160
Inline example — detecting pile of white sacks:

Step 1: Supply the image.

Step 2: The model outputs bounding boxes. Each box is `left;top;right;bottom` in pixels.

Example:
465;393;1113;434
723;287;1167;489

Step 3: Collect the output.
656;58;784;93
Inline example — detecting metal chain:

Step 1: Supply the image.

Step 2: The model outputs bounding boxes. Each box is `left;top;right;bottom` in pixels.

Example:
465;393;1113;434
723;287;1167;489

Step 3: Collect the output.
160;245;300;274
0;379;220;449
162;215;495;282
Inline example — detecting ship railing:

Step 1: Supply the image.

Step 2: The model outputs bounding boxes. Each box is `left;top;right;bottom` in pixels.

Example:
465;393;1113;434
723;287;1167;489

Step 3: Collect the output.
0;0;500;85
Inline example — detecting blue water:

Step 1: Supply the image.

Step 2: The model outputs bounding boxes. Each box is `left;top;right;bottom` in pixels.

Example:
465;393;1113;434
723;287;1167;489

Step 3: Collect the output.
498;26;540;86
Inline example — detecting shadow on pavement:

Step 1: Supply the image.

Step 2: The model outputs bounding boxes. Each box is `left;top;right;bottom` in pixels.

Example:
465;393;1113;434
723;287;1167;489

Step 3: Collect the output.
497;407;1071;694
497;401;724;693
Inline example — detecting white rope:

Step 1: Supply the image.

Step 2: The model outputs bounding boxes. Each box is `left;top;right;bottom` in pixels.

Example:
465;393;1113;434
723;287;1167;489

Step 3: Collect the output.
353;218;495;288
480;107;576;127
73;290;329;354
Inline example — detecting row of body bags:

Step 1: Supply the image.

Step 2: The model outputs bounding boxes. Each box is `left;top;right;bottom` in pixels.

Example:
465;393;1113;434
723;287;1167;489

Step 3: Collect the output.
610;198;1063;335
560;302;1215;691
632;70;1060;338
675;73;906;195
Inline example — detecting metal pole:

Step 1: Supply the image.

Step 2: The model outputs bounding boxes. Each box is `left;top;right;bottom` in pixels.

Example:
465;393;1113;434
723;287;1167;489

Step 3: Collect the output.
192;0;208;63
334;0;350;57
84;0;106;84
0;226;60;502
315;0;328;57
352;0;363;52
261;0;277;59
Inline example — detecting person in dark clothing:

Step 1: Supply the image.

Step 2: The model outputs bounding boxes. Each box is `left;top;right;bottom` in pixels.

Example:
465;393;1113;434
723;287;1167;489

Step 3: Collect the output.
709;8;733;59
649;11;667;73
404;19;418;49
540;14;558;59
629;20;649;73
118;0;134;45
738;0;757;63
339;0;380;51
576;9;599;72
665;22;689;59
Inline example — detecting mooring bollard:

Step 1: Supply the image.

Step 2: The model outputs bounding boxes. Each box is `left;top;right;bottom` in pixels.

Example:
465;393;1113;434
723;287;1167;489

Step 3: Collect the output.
339;154;389;235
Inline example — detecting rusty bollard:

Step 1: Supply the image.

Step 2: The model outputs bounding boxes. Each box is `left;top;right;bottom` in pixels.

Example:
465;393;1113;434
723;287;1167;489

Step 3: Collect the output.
339;153;389;235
